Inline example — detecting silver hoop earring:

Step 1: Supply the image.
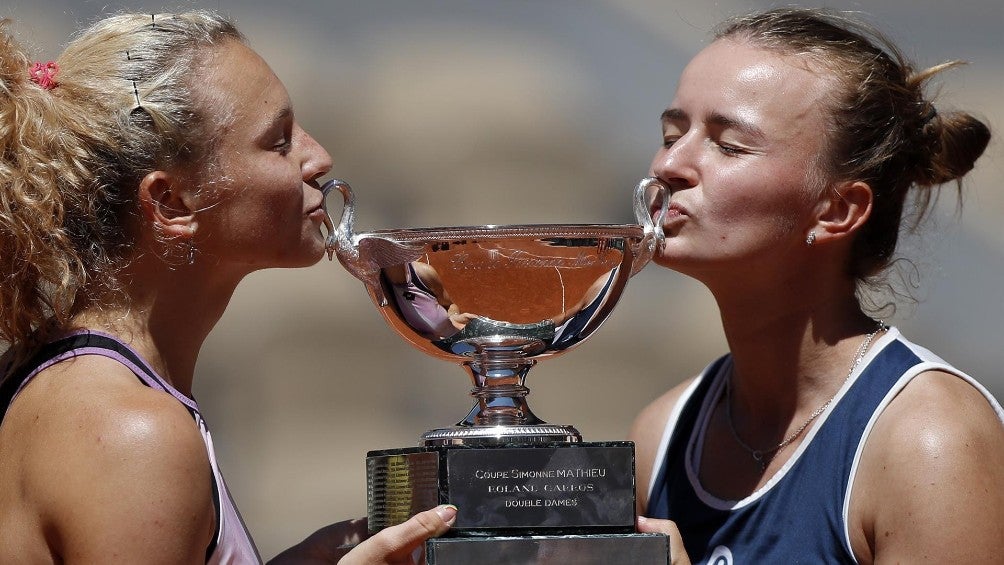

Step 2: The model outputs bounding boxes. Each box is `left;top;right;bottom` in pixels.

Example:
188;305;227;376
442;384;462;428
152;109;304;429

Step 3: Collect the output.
805;231;816;246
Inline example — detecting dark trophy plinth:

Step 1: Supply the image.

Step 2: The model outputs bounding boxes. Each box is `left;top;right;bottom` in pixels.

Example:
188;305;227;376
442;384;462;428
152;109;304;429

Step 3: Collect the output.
323;178;670;564
368;442;635;534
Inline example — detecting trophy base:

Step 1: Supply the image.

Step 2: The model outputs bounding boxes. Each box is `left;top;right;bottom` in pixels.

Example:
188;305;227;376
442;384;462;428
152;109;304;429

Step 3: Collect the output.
367;441;636;534
426;533;669;564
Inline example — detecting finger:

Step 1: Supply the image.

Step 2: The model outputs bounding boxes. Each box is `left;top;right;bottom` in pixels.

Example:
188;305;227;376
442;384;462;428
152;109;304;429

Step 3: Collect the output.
341;505;457;564
637;516;692;565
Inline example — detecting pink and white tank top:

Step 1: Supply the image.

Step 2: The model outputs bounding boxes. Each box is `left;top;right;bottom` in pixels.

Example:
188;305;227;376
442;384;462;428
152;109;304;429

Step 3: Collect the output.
0;330;261;563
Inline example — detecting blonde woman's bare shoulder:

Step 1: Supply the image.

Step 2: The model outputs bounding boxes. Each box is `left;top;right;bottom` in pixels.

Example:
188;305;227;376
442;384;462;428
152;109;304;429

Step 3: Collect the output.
4;355;215;561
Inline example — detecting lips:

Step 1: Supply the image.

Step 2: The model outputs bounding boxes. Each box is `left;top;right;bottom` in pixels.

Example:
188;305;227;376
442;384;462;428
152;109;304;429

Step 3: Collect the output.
649;194;687;225
305;198;326;217
305;180;326;216
665;203;686;219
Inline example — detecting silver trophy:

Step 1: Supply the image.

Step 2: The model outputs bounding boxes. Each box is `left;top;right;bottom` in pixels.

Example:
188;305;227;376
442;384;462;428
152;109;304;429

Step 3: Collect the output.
323;178;669;564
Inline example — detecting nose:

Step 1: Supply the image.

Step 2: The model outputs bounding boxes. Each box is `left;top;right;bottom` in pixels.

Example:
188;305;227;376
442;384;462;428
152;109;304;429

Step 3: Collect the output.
298;126;333;184
650;135;699;194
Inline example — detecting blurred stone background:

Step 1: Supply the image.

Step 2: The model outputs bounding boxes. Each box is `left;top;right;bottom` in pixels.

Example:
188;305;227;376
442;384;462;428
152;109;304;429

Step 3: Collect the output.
5;0;1001;558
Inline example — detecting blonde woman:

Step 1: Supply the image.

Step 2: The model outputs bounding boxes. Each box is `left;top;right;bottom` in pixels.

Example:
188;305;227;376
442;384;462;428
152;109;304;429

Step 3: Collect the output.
0;11;454;563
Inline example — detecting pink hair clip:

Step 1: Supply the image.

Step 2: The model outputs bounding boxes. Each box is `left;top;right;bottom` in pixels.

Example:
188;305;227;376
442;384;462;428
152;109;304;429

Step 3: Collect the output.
29;61;59;90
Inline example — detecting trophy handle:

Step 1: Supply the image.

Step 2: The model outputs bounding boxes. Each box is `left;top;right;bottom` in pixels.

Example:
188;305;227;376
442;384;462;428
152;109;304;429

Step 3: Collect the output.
321;179;354;258
630;177;668;275
322;179;413;306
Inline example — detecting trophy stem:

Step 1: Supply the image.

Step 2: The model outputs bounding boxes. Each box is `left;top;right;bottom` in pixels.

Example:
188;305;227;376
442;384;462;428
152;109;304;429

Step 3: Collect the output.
421;352;582;446
468;361;537;427
471;382;533;426
467;350;540;427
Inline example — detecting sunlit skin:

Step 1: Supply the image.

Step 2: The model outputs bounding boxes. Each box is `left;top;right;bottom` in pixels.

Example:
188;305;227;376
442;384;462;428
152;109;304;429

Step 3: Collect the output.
188;40;333;275
648;38;834;294
632;38;1004;564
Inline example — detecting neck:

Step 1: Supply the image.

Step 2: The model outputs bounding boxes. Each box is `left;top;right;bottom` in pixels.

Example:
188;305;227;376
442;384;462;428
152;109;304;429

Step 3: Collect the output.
72;257;244;397
682;246;887;481
710;274;880;437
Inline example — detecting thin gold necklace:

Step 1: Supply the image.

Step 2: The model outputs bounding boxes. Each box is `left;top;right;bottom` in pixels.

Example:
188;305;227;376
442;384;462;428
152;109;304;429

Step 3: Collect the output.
725;322;887;471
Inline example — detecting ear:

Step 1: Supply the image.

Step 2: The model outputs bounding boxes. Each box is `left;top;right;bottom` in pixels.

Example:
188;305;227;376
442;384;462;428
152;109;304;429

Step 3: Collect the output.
137;171;199;237
812;180;872;243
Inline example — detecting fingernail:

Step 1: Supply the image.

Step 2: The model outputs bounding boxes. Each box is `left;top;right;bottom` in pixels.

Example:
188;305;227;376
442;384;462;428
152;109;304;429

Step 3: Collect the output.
436;504;458;526
636;516;647;531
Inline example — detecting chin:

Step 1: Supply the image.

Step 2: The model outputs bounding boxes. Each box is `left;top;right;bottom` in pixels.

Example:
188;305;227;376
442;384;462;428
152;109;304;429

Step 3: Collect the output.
290;249;327;268
297;233;328;260
652;243;678;269
269;242;327;269
651;248;702;274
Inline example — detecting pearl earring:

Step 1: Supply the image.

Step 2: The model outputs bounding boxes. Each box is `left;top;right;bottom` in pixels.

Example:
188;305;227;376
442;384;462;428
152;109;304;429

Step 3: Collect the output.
806;231;816;246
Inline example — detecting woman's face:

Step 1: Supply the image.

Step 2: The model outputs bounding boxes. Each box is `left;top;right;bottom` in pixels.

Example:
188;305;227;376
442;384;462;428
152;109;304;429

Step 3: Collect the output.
649;38;837;280
190;40;333;273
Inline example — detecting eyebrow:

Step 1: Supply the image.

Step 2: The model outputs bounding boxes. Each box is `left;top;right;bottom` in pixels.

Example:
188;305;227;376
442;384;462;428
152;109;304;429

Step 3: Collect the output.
661;107;766;141
259;106;293;138
660;108;686;125
265;106;293;130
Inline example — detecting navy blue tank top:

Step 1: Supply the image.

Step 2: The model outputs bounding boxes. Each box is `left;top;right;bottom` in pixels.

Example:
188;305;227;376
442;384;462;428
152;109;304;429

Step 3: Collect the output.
645;329;1003;564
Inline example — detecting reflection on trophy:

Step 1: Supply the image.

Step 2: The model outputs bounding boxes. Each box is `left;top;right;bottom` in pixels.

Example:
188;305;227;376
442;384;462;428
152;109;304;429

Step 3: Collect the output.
323;178;669;564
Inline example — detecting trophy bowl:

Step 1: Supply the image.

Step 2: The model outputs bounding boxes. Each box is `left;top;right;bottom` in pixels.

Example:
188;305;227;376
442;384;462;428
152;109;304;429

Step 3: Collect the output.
322;178;666;446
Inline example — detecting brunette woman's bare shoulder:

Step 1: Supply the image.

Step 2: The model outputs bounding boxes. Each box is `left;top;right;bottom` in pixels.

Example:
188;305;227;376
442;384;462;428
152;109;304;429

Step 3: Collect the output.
630;377;700;448
850;369;1004;563
629;376;700;513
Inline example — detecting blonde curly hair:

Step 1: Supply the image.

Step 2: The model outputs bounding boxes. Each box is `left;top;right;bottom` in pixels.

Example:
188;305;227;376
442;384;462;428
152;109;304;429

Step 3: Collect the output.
0;11;244;351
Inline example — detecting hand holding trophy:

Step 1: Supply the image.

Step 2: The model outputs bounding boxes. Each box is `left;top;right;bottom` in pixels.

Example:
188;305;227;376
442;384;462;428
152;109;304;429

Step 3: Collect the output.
323;178;670;563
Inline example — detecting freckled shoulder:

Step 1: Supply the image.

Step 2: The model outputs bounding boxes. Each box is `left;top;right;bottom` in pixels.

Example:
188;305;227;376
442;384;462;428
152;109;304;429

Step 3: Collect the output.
6;355;215;561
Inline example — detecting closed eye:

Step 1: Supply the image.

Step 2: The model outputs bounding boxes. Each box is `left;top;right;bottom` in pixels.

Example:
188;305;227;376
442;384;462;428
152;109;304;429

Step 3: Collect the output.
273;137;292;155
260;105;294;155
716;142;745;156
